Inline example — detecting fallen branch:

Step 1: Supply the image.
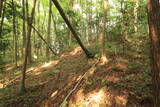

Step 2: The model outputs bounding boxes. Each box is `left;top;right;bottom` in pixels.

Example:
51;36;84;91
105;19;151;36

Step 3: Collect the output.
60;59;100;107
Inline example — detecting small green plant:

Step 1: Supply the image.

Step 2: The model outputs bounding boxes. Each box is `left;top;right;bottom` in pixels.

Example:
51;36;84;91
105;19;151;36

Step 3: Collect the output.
85;81;92;85
127;62;142;71
101;79;108;83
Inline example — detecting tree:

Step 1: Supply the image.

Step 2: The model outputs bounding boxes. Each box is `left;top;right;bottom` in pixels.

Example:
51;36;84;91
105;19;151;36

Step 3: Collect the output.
12;0;18;67
0;0;5;17
68;0;74;47
20;0;37;94
22;0;26;57
134;0;139;33
52;0;94;58
0;0;6;38
46;0;52;60
100;0;108;64
147;0;160;106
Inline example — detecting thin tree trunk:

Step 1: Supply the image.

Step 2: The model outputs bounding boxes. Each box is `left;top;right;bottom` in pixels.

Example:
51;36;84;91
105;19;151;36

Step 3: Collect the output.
101;0;108;56
12;0;18;67
134;0;139;33
26;0;32;64
52;0;94;58
0;0;4;17
68;0;74;48
147;0;160;106
20;0;37;94
0;0;6;38
46;0;52;61
22;0;26;58
99;0;108;64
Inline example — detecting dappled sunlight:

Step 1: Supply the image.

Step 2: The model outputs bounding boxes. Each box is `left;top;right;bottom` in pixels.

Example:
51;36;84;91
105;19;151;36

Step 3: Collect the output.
34;60;59;72
50;90;58;98
88;66;96;75
69;87;129;107
115;95;128;106
42;62;52;68
5;66;16;71
69;88;107;107
0;83;4;89
105;75;120;83
99;55;108;65
69;47;81;55
88;89;106;104
26;67;35;72
33;55;38;59
34;72;42;76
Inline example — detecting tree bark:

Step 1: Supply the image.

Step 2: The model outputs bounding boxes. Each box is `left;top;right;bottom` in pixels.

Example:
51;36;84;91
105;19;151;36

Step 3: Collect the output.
52;0;94;58
147;0;160;106
20;0;37;94
25;0;32;64
0;0;4;17
68;0;74;48
22;0;26;58
0;0;6;38
134;0;139;33
101;0;108;57
46;0;52;61
12;0;18;67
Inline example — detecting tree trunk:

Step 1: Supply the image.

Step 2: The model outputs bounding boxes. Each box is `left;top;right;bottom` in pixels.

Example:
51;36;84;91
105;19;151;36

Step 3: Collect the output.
46;0;52;61
68;0;74;48
147;0;160;106
20;0;37;94
0;0;6;38
134;0;139;33
100;0;108;64
52;0;94;58
0;0;4;17
22;0;26;58
12;0;18;67
25;0;32;64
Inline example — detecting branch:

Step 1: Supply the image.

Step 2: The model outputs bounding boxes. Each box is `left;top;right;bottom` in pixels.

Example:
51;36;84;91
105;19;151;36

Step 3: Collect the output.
31;25;57;56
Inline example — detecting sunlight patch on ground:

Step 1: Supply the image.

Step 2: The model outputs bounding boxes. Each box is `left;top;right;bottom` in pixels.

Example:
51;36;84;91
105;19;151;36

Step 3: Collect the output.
50;90;58;98
5;66;15;71
42;62;53;68
69;88;107;107
34;72;42;76
105;75;120;83
0;83;4;89
115;95;128;105
70;47;81;55
99;55;108;65
33;55;38;59
26;67;35;72
34;60;59;72
88;67;97;75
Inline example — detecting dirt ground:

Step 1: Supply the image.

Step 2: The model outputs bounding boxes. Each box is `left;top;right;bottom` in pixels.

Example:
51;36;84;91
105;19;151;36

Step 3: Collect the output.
0;47;153;107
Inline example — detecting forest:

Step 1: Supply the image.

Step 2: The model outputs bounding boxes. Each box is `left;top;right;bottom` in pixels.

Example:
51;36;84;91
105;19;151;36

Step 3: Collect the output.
0;0;160;107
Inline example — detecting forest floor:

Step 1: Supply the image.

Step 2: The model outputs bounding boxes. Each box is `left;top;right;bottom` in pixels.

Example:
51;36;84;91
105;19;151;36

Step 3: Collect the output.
0;46;153;107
